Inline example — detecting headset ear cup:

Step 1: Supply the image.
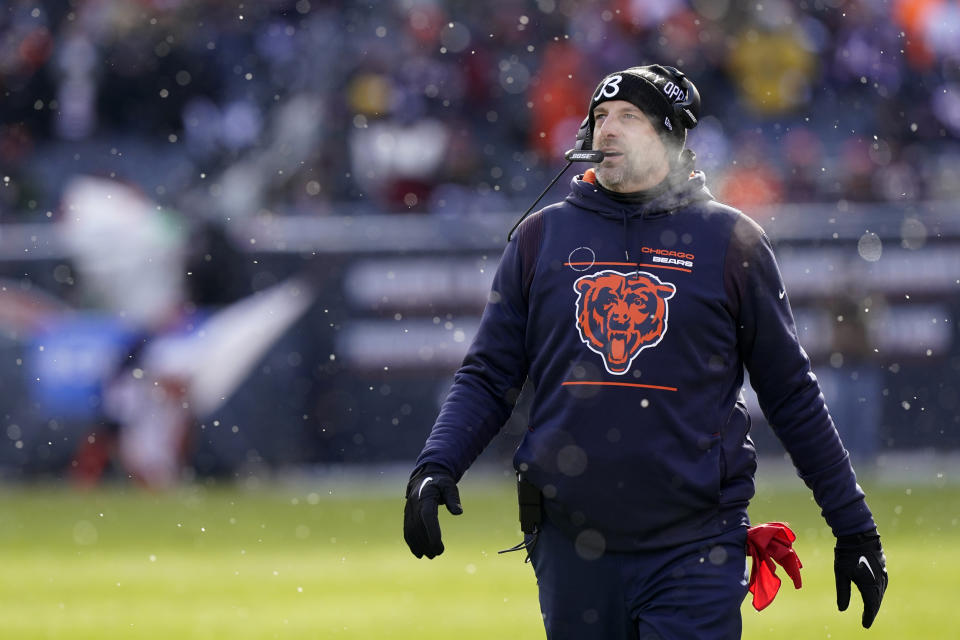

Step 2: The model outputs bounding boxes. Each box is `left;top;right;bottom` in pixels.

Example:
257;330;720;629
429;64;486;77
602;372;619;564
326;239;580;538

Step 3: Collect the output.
675;78;700;130
574;116;593;151
660;66;700;130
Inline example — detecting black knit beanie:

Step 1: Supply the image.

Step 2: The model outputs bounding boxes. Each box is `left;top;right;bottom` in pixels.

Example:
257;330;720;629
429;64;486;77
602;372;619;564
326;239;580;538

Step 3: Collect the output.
587;64;699;157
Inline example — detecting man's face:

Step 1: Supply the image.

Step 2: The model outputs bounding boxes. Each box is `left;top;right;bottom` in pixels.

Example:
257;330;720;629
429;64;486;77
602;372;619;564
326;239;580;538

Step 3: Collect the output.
592;100;671;193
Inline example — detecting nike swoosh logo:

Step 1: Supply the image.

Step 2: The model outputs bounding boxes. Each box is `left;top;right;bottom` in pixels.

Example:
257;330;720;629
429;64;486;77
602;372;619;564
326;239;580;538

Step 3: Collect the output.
418;476;434;499
778;289;786;300
858;555;876;580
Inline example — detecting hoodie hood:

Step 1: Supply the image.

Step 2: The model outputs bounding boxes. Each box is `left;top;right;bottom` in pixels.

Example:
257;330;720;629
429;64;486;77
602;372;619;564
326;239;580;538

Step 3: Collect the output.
563;157;715;267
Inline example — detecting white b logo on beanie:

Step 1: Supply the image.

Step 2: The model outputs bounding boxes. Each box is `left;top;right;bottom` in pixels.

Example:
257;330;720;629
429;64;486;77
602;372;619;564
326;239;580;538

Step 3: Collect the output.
594;75;623;101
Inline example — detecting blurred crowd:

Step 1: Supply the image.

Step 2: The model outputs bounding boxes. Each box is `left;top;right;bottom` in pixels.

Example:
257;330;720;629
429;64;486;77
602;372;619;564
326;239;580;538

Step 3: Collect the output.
2;0;960;221
2;0;959;481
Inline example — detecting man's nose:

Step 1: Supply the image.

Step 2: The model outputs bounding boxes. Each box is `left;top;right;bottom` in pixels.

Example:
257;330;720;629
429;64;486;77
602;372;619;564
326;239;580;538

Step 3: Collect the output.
595;119;618;141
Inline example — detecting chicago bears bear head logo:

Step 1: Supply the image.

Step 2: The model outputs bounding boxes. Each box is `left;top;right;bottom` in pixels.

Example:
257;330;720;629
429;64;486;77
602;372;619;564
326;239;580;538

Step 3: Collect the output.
573;270;676;375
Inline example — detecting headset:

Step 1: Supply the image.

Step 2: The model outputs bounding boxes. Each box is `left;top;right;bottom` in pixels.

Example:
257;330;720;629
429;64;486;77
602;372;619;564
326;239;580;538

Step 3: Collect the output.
641;65;701;131
507;65;700;241
563;117;604;163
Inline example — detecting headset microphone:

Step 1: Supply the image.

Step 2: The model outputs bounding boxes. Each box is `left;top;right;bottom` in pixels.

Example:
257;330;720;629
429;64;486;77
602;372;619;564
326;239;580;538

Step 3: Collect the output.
564;149;605;163
507;118;604;242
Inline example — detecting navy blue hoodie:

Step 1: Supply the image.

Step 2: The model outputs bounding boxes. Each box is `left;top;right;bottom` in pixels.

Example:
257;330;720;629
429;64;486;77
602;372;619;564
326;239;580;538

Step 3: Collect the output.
416;166;875;552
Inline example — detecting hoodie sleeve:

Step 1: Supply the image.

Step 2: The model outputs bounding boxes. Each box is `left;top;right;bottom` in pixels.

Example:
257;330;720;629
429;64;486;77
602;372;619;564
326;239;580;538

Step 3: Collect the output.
725;214;875;537
414;214;542;479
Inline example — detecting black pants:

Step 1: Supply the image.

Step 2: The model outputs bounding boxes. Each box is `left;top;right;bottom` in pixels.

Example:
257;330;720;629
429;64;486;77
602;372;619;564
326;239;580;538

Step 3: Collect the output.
528;521;750;639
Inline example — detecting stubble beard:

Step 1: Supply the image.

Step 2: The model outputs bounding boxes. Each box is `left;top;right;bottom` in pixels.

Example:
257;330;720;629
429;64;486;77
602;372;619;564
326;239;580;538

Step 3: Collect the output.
595;163;626;190
597;155;659;193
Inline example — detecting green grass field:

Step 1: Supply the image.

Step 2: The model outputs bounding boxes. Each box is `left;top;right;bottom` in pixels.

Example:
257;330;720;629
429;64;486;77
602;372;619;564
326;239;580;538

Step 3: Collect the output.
0;468;956;639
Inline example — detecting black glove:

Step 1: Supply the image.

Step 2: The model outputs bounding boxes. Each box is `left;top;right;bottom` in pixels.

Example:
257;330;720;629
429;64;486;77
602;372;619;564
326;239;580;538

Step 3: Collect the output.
403;464;463;559
835;528;888;628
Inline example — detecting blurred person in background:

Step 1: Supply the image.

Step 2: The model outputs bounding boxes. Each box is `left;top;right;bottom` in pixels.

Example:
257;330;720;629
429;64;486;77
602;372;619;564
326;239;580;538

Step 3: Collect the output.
59;176;195;488
818;292;884;467
403;63;888;639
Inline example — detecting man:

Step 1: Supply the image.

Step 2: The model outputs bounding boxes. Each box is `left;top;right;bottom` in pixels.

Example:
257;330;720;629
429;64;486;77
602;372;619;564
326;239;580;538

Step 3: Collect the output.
403;64;888;639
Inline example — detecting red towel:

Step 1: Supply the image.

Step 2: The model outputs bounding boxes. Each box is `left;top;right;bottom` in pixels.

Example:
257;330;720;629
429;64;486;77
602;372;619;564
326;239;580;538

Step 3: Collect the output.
745;522;803;611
